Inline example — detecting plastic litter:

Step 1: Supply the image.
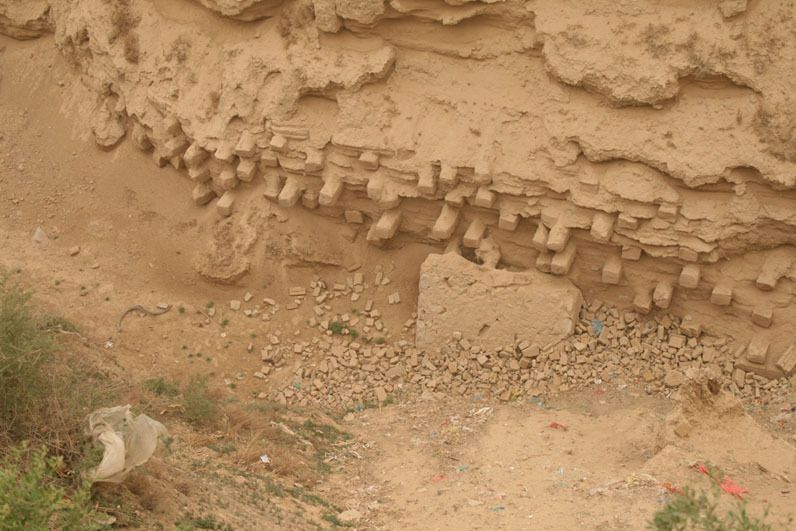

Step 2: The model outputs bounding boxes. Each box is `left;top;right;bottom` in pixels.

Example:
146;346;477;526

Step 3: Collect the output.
88;405;168;483
592;319;604;335
692;462;749;500
260;454;271;465
431;473;447;483
548;421;568;431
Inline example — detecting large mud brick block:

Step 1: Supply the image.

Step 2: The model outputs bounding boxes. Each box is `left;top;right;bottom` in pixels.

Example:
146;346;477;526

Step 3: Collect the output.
192;183;215;206
261;149;279;168
263;173;282;199
431;204;460;240
657;203;679;221
378;187;401;210
474;159;492;185
551;242;576;275
463;218;486;249
653;281;673;309
214;142;236;163
532;223;549;251
269;134;288;153
445;185;471;207
301;190;319;209
621;246;642;261
184;142;208;168
416;253;582;352
578;172;599;194
304;148;325;172
498;211;519;231
602;256;622;284
216;191;235;217
546;222;571;252
278;178;303;207
590;212;615;242
756;269;779;291
751;302;773;328
163;136;188;158
373;209;401;239
439;164;458;188
776;345;796;375
366;176;383;200
679;264;701;288
417;165;437;195
359;151;379;170
617;213;639;229
237;159;257;182
678;247;698;262
633;288;652;315
473;186;496;208
710;283;733;306
235;131;257;157
219;168;238;190
746;336;770;365
319;177;344;206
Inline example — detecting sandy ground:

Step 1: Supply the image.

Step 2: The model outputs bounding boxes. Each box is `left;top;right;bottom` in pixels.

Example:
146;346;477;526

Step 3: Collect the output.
2;29;796;531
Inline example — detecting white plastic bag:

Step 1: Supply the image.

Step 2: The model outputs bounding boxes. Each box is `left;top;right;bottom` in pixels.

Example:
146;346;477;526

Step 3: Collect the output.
87;405;168;483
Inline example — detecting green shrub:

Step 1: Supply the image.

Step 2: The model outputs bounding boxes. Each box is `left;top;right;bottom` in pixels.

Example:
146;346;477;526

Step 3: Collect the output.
0;444;104;530
182;375;217;426
651;487;772;530
145;377;179;397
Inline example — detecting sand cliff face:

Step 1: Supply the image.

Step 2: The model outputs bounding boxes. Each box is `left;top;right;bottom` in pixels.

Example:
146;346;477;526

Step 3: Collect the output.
2;0;795;376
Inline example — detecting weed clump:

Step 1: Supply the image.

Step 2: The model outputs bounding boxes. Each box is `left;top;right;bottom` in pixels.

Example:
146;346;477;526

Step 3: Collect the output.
182;375;217;426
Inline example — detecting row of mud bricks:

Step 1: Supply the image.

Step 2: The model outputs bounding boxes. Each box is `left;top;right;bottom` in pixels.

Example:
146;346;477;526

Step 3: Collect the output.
129;115;795;381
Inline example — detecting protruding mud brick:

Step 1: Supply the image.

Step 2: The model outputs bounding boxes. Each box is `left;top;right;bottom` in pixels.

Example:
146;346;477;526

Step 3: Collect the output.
776;344;796;375
653;281;673;309
498;211;519;231
359;150;379;170
319;177;344;206
301;190;319;209
540;209;558;229
590;212;614;242
680;314;702;337
633;288;653;315
345;210;364;224
621;246;642;261
439;164;458;188
678;247;698;262
237;159;257;182
535;251;552;273
546;222;571;252
169;156;184;170
269;134;288;153
617;213;639;230
473;186;496;208
473;159;491;185
263;173;282;199
216;191;235;217
463;218;486;248
304;148;325;172
601;256;622;284
417;165;437;195
261;149;279;168
679;264;700;289
189;165;211;183
278;178;303;208
164;115;182;136
164;136;188;158
755;269;779;291
746;336;769;365
192;183;215;206
184;142;208;168
152;149;169;167
710;283;733;306
551;242;576;275
131;123;152;151
373;209;401;239
657;203;678;221
219;168;238;190
378;187;401;210
214;142;236;163
578;172;599;194
445;185;471;207
751;302;773;328
366;176;383;201
235;131;257;157
431;204;460;240
531;223;548;251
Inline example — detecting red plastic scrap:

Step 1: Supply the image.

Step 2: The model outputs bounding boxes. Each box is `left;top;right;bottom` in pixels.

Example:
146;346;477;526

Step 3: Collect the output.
431;473;447;483
662;482;682;495
548;422;568;431
691;462;749;500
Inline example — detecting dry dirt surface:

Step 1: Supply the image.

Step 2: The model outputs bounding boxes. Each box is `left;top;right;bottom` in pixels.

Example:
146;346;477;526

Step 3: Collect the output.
1;1;796;530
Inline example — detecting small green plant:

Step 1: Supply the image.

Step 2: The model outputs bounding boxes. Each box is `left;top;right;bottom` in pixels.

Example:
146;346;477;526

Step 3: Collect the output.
322;512;352;528
182;375;217;426
220;319;229;328
206;301;214;309
145;377;179;397
651;486;773;530
0;444;104;530
349;329;359;339
178;305;185;314
374;337;386;345
328;321;344;335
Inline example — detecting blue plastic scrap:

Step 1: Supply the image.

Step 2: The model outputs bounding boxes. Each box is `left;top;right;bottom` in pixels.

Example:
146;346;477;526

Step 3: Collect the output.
592;319;604;335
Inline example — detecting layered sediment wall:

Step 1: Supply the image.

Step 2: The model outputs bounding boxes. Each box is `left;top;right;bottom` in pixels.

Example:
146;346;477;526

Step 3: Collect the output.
2;0;795;378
